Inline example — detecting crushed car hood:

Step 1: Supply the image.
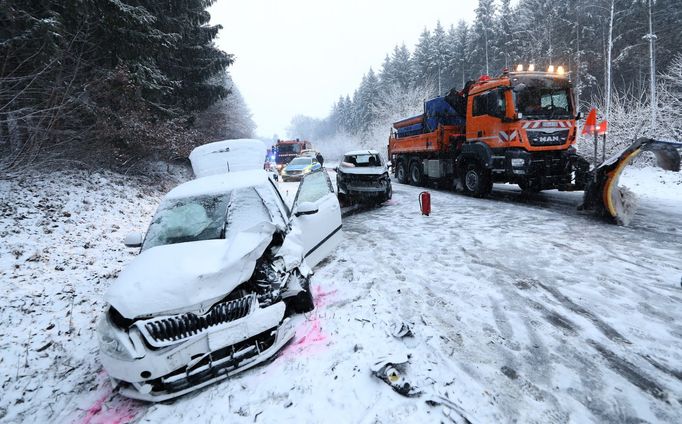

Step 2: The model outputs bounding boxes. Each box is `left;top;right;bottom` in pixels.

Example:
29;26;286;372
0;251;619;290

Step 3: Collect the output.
338;166;386;175
106;221;276;319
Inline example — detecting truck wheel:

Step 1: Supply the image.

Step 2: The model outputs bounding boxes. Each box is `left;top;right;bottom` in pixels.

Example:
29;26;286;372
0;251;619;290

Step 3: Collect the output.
409;161;423;186
396;161;408;184
518;180;541;193
463;163;491;197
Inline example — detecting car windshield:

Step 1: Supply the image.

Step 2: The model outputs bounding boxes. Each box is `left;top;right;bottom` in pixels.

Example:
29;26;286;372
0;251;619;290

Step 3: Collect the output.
278;144;301;154
142;194;228;250
289;157;312;166
343;154;381;167
142;187;274;250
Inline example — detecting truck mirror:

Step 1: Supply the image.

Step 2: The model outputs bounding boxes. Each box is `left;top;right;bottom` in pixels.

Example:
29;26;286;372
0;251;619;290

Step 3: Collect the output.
575;112;583;120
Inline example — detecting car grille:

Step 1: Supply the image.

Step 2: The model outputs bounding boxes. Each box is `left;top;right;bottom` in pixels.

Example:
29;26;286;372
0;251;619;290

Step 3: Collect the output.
526;129;569;146
286;170;302;175
136;294;256;348
342;173;384;187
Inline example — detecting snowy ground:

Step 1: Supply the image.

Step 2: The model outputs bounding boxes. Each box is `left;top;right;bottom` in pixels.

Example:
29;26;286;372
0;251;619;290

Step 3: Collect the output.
1;167;681;423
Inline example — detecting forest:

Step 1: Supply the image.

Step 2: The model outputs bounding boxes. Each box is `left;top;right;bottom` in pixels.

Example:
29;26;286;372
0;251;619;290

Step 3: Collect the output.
289;0;682;159
0;0;255;175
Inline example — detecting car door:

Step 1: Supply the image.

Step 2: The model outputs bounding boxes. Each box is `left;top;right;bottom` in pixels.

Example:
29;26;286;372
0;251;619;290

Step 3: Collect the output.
288;170;342;268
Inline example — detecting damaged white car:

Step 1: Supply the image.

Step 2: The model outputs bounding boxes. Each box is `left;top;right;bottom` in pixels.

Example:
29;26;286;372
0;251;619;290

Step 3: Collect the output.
97;167;342;401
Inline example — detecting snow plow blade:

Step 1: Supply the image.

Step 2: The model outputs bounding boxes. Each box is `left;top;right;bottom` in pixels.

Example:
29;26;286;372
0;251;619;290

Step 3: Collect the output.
581;138;682;225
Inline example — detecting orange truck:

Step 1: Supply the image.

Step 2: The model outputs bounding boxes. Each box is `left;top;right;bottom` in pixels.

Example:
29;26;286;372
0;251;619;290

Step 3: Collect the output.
388;67;682;224
388;67;590;196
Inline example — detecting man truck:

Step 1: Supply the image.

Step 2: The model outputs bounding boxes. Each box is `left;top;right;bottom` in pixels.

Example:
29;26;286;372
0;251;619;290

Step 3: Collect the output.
388;66;681;224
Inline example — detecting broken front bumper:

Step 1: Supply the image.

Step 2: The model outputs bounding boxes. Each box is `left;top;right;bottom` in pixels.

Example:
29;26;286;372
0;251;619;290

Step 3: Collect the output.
337;176;389;196
98;300;293;402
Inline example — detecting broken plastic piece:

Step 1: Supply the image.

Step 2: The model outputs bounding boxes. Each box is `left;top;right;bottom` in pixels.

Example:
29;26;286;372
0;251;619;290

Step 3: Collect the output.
390;321;414;338
371;354;421;397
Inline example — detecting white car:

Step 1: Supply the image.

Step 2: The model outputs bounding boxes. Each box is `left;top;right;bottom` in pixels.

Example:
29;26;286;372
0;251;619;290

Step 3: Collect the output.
97;168;342;401
336;150;392;205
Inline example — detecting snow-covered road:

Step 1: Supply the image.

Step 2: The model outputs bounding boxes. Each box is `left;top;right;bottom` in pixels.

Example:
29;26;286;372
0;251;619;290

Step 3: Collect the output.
1;168;681;423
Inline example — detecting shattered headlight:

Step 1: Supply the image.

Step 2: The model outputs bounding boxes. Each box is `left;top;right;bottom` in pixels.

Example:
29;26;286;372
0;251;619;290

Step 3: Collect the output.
97;315;133;361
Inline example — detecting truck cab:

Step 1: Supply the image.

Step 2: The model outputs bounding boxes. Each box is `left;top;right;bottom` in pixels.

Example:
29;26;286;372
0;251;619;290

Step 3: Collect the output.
461;70;586;193
466;71;576;151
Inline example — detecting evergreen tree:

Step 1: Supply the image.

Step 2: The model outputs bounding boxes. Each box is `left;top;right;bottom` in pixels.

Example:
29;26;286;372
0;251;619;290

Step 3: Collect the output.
471;0;498;75
412;28;434;90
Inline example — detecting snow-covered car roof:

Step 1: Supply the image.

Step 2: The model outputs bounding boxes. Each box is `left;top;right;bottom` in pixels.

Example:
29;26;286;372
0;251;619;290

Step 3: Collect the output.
343;150;380;156
165;169;270;200
189;139;267;178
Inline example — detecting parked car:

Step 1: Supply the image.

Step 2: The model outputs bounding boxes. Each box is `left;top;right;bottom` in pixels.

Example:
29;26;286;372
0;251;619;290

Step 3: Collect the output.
336;150;392;205
97;168;342;401
281;156;322;182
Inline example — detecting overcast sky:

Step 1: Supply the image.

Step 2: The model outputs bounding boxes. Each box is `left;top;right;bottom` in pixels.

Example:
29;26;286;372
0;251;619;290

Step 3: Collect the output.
209;0;479;138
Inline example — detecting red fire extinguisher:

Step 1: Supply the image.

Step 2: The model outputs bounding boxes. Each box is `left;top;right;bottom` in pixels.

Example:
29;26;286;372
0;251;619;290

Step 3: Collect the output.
419;191;431;216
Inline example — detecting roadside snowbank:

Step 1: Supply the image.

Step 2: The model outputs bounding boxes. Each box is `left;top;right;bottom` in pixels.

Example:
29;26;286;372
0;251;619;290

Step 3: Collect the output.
0;168;186;423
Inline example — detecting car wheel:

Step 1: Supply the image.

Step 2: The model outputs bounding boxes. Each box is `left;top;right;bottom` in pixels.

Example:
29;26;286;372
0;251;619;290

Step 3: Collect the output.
384;181;392;202
409;161;423;186
338;192;348;207
396;161;408;184
462;163;492;197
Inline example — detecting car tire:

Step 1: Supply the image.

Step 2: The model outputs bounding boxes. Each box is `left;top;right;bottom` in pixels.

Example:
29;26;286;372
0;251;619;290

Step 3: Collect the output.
383;182;393;203
338;192;348;207
462;163;492;197
409;160;423;186
396;161;408;184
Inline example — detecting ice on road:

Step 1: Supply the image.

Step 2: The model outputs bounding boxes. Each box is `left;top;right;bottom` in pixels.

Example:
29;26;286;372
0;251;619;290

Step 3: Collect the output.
1;168;681;423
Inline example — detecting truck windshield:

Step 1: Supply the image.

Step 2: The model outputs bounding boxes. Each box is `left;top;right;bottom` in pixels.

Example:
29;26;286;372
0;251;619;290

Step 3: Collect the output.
278;144;301;154
515;87;572;119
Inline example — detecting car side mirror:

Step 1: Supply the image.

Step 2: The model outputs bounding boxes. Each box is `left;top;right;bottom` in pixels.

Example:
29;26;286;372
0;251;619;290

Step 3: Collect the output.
294;202;319;217
124;232;143;248
334;166;339;172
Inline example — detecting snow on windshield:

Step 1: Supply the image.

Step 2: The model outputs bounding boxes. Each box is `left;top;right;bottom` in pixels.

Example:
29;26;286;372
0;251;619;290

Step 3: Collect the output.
223;188;273;240
142;195;229;250
142;186;281;250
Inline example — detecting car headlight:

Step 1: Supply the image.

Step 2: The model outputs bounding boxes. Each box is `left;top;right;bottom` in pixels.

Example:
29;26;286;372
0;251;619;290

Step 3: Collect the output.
97;315;133;360
511;158;526;168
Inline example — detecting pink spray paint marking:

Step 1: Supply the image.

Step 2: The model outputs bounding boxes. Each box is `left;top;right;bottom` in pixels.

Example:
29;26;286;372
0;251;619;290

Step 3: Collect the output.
278;285;335;359
77;372;142;424
312;285;337;308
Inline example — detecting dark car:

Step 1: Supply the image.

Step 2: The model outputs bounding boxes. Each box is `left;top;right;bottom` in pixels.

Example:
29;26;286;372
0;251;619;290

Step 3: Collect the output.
336;150;392;205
